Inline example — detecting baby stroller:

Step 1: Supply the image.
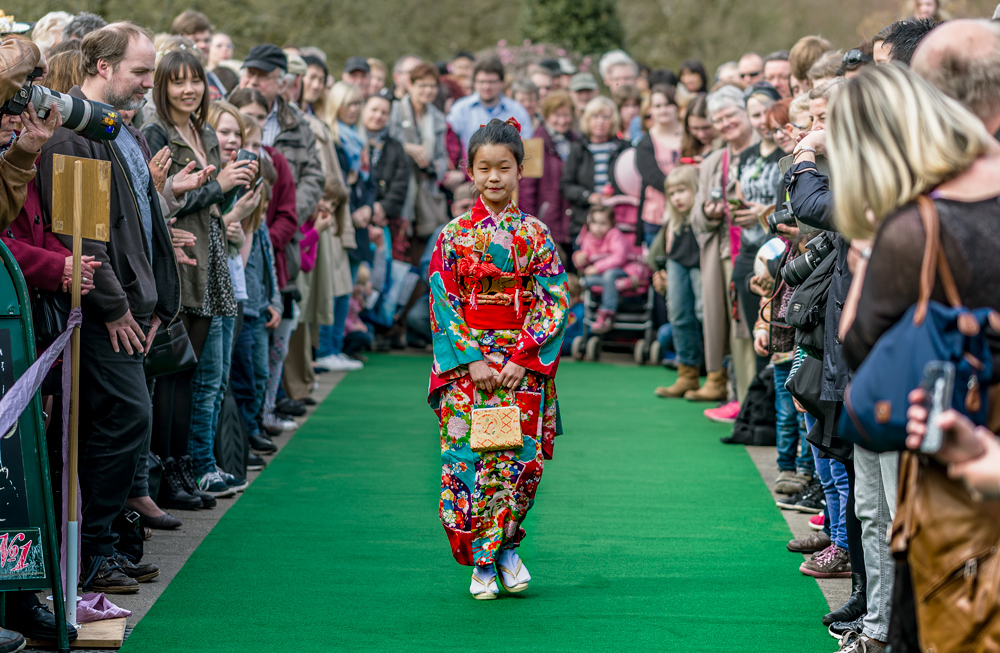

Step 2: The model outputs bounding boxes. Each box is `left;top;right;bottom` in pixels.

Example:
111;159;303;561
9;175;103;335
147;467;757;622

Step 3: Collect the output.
570;149;658;364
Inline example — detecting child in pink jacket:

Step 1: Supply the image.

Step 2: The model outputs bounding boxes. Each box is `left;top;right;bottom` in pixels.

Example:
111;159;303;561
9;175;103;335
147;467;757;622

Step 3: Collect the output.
573;205;631;333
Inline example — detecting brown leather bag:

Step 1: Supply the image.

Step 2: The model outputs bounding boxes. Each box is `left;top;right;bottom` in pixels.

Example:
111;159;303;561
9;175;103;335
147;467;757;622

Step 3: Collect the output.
892;451;1000;652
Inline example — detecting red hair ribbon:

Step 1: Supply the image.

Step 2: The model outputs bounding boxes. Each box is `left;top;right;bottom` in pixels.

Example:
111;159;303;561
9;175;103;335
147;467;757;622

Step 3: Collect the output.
504;117;521;134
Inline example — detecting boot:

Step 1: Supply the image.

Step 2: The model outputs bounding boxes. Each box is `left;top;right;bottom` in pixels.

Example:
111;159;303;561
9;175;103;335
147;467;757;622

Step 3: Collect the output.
822;571;867;625
655;364;701;398
175;456;217;509
157;458;203;511
683;369;728;402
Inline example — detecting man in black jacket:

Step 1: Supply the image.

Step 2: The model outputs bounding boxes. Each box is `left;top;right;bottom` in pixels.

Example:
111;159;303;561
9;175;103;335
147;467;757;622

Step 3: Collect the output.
37;21;179;594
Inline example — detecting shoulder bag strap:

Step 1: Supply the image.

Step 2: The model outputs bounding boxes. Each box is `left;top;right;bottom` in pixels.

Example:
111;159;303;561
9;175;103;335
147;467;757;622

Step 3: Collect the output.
915;196;962;325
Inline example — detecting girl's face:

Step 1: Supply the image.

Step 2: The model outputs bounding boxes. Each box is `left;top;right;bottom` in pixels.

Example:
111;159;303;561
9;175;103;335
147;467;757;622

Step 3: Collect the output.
686;114;715;146
546;105;573;135
244;129;262;158
167;69;205;121
770;118;795;153
302;65;328;106
915;0;937;18
215;112;243;163
588;213;612;239
667;185;694;214
650;92;678;127
619;100;640;133
587;108;613;142
467;143;522;212
241;102;268;129
680;69;702;93
338;95;362;125
746;97;772;142
209;34;233;66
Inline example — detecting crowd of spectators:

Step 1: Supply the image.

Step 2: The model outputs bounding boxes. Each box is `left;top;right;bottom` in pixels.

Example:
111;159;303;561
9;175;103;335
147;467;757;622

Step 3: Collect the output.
1;0;1000;650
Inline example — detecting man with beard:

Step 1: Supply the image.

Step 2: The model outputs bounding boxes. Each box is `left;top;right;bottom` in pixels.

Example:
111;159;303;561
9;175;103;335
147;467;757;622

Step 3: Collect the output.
37;21;179;594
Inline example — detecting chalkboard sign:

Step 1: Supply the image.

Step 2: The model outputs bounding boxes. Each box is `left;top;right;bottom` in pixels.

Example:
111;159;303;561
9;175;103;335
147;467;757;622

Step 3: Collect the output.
0;241;63;598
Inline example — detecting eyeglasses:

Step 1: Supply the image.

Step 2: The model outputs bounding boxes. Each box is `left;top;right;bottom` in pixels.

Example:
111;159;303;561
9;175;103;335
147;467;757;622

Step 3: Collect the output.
842;49;873;67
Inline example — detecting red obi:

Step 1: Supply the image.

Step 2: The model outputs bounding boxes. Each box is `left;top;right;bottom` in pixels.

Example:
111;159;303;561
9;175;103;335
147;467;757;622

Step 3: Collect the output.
461;274;535;330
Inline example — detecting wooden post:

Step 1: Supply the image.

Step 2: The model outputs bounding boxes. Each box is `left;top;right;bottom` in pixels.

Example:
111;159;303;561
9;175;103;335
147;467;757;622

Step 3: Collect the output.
65;162;83;626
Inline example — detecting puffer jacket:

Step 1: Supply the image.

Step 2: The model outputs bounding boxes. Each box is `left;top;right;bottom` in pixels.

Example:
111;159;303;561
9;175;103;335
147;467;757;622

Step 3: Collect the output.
271;96;325;225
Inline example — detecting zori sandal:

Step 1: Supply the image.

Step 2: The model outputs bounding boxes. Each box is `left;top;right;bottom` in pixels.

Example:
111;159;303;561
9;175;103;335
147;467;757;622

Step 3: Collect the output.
496;548;531;593
470;566;499;600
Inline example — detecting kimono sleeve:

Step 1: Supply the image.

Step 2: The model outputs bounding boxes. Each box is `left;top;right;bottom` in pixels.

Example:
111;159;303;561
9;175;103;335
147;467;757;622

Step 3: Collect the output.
510;223;569;375
428;227;481;373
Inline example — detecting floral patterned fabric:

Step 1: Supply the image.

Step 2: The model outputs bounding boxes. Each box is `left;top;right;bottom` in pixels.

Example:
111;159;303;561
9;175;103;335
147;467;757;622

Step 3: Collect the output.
428;197;569;566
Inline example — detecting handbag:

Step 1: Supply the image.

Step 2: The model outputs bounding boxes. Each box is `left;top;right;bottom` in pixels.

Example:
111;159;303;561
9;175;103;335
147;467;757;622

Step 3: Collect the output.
890;451;1000;652
470;389;523;453
840;196;994;453
144;318;198;379
30;289;70;352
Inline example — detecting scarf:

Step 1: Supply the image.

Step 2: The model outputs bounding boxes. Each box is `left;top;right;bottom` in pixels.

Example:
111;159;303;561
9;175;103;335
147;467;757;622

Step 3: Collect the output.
368;128;388;171
339;121;369;181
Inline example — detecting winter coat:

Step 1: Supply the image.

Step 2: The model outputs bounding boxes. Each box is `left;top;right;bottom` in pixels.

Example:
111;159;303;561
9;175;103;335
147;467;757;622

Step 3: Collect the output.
559;137;629;242
38;87;179;324
141;116;226;309
373;136;410;222
264;146;299;291
519;123;575;244
271;95;326;224
389;96;449;223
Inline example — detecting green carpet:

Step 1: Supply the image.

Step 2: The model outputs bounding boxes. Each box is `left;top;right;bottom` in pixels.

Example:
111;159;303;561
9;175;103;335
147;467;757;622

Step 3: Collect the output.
122;355;833;652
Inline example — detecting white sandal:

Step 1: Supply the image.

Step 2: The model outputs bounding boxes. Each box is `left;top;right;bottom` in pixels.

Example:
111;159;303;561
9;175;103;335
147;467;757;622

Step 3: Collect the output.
470;566;499;600
496;548;531;593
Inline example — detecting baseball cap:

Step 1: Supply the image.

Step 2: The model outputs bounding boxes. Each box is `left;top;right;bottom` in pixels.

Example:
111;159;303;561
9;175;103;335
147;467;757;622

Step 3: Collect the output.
569;72;598;92
243;44;287;73
345;56;370;74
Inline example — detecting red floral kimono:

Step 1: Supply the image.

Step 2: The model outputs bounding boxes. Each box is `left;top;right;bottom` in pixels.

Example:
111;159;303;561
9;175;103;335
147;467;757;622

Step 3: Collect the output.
428;197;569;566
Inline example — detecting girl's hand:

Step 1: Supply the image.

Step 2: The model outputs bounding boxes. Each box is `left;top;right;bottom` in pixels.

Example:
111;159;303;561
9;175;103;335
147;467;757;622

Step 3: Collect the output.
469;360;497;393
226;220;245;247
497;362;526;390
171;162;216;196
229;186;262;221
265;305;282;329
753;330;770;357
148;147;171;193
312;210;335;233
217;157;256;193
652;269;667;296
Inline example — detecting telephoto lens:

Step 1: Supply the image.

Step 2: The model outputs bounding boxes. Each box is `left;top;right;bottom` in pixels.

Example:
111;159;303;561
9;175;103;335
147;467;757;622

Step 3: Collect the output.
766;209;797;234
29;85;122;141
781;233;836;286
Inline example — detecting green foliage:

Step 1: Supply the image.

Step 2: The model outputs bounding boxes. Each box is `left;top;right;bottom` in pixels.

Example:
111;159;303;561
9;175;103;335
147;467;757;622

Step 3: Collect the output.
520;0;625;56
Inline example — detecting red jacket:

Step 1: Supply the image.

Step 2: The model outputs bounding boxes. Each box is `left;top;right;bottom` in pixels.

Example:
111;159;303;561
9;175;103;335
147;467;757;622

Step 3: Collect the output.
1;177;70;292
264;146;298;291
518;124;575;245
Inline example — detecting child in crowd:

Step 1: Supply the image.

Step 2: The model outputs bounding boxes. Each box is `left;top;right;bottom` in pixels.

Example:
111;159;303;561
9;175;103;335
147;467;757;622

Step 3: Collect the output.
344;264;375;359
651;165;704;398
573;205;630;334
428;118;569;600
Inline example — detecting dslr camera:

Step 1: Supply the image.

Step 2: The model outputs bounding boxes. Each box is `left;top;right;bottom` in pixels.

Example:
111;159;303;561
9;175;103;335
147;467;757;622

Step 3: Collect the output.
767;203;798;235
781;232;836;286
0;67;122;141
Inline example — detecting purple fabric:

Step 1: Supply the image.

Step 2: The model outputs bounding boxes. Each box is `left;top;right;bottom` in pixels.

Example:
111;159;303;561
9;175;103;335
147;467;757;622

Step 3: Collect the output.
77;592;132;623
0;306;82;595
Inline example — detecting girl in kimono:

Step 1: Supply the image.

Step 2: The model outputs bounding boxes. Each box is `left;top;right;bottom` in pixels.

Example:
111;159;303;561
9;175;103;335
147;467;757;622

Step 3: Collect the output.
428;118;569;600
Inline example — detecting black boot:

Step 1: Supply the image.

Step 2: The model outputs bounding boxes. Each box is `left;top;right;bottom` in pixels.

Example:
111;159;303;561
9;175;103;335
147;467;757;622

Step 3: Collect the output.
4;592;78;642
158;458;203;510
823;571;867;625
176;456;217;509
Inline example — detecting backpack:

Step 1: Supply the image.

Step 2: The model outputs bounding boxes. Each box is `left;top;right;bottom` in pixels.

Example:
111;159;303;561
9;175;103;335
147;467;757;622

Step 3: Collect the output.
721;365;777;446
785;249;835;360
214;386;249;479
840;196;994;453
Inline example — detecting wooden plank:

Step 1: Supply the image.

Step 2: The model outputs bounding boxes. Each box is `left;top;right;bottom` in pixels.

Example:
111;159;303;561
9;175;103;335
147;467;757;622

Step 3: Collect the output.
50;154;111;242
521;137;544;179
25;616;127;649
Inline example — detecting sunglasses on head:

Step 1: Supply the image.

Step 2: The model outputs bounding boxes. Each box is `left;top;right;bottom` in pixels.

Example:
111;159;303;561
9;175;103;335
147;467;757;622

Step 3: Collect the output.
843;49;873;67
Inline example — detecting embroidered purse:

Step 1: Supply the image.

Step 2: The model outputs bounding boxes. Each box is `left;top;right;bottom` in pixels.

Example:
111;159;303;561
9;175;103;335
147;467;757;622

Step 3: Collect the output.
470;401;523;453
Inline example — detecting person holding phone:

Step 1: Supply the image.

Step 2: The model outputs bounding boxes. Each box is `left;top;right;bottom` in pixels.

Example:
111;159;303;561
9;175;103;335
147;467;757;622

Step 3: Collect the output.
142;51;259;502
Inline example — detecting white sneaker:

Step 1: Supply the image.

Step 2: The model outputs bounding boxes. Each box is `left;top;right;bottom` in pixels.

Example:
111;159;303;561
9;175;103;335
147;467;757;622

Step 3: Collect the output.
315;354;363;371
262;412;298;432
470;565;498;600
495;548;530;593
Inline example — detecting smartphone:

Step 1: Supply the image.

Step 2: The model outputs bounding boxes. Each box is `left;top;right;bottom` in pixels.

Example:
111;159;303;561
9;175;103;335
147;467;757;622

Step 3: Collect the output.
920;360;955;454
234;148;258;163
654;256;668;272
728;197;750;212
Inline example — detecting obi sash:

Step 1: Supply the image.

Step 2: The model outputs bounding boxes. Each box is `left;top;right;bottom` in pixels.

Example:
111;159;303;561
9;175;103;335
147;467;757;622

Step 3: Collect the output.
462;274;535;330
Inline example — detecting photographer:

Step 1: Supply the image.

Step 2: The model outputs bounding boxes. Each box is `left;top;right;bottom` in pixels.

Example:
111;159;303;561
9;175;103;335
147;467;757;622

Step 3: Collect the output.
0;36;48;226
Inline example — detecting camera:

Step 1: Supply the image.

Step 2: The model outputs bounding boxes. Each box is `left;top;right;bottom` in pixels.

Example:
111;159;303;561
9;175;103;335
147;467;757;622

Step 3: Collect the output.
767;209;797;235
709;187;723;202
0;68;122;141
781;232;836;286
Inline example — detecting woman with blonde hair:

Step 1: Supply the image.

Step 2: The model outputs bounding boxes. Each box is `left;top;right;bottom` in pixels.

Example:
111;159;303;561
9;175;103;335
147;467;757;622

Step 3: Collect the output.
323;82;375;246
833;63;1000;653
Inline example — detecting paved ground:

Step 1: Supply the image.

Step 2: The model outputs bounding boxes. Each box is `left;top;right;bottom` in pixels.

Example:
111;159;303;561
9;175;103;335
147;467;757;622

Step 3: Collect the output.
23;352;848;650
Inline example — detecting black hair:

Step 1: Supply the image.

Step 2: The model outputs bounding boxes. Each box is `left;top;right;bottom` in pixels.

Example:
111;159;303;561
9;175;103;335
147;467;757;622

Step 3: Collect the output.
467;118;524;167
679;58;708;92
648;69;679;88
884;18;938;64
453;50;475;62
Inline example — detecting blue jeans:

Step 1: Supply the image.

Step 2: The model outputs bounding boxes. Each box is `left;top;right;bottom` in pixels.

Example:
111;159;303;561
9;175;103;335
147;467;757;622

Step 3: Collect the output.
666;258;703;367
582;267;627;311
317;294;350;358
231;314;269;438
188;315;235;476
811;444;849;549
772;360;814;474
